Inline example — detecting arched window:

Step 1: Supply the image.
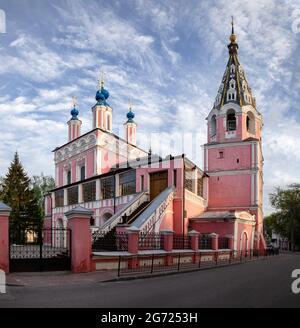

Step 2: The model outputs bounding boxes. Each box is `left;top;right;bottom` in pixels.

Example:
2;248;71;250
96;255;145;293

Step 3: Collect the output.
103;212;113;222
211;115;217;136
227;109;236;131
67;170;71;185
80;165;85;181
246;112;255;134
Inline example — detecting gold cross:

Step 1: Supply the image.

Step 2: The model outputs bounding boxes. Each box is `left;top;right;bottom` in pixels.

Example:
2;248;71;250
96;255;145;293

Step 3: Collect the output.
98;69;105;89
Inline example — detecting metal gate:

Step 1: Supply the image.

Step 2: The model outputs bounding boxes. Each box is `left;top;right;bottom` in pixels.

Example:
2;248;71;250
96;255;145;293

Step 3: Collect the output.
9;227;71;272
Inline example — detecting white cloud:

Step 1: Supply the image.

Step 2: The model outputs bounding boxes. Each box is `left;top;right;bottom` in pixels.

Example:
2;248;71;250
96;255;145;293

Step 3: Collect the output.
0;0;300;217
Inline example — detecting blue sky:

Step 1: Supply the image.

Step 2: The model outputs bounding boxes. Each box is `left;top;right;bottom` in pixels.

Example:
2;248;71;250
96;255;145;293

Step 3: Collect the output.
0;0;299;214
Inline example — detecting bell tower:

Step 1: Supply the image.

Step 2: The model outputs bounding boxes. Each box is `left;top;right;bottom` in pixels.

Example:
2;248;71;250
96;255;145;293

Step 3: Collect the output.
124;101;137;146
67;97;82;142
92;72;113;132
204;19;265;250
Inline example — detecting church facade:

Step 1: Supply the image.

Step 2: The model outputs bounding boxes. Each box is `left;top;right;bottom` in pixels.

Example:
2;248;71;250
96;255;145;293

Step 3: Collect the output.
44;24;266;252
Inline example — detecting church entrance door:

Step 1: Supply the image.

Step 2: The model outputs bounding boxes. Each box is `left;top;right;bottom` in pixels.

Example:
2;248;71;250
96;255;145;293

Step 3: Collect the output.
150;171;168;201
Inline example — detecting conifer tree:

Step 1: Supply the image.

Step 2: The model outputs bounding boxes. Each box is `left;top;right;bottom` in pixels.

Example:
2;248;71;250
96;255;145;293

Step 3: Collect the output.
0;152;42;243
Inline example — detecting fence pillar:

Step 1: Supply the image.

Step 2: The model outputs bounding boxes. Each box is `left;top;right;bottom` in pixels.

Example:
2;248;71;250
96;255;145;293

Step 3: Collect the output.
65;206;93;273
189;230;200;264
127;227;140;254
226;234;234;250
161;230;174;266
126;227;140;269
210;233;219;250
0;202;11;274
161;230;174;252
188;230;199;251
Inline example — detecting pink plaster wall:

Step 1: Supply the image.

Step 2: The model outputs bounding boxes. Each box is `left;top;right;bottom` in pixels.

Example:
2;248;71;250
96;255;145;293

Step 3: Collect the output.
86;150;95;178
236;222;253;252
159;200;174;231
207;144;252;171
56;148;95;188
68;217;92;273
0;215;9;273
101;149;127;174
191;220;235;236
208;174;252;207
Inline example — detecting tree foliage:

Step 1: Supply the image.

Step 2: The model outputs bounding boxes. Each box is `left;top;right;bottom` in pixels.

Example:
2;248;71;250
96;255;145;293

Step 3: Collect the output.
30;174;55;217
265;184;300;250
0;153;55;243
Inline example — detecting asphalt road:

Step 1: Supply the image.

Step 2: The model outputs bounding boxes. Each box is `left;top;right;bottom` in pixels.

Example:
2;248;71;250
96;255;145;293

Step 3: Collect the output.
1;253;300;308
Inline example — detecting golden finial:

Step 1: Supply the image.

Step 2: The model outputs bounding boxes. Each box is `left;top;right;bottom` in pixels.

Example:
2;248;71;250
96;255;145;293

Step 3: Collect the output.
72;96;77;108
230;16;237;43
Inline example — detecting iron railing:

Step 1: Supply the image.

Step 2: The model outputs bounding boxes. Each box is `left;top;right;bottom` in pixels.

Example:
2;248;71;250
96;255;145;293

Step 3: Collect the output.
173;234;191;250
117;249;280;277
9;228;71;272
218;237;229;249
138;233;163;250
199;235;212;250
92;232;128;252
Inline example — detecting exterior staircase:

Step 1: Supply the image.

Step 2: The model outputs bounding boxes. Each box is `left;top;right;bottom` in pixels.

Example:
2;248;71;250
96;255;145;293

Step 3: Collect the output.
92;191;149;237
92;187;175;252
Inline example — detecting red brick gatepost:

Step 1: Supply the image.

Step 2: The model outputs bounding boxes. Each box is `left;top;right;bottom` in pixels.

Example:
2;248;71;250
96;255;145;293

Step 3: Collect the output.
226;234;234;262
210;232;219;264
0;202;11;273
161;230;174;266
126;227;140;269
65;206;93;273
161;230;174;252
189;230;200;264
210;232;219;250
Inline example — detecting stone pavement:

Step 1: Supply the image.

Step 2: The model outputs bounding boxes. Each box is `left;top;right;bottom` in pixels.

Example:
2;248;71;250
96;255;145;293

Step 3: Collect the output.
6;270;118;287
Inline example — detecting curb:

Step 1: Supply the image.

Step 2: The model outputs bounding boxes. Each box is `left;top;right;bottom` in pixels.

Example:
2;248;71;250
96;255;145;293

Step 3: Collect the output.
6;283;25;287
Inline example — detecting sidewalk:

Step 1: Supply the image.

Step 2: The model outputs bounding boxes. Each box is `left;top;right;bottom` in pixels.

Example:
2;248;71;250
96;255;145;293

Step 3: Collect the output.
6;270;117;288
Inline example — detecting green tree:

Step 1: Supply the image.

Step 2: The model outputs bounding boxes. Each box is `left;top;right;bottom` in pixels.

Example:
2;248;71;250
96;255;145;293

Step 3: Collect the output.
30;174;55;218
0;153;41;243
268;184;300;251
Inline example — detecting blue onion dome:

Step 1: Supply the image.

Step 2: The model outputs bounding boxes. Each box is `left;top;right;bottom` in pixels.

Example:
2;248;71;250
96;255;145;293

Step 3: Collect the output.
95;86;110;106
101;87;109;99
127;109;135;122
71;106;79;120
95;89;105;102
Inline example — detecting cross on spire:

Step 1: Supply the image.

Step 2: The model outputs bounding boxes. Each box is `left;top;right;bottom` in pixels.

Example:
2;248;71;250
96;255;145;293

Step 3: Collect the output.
72;96;77;108
98;69;105;89
129;97;132;111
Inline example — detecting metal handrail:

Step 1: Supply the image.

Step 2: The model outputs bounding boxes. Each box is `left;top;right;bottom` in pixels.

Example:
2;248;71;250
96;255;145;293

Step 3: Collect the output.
93;191;148;236
132;187;175;232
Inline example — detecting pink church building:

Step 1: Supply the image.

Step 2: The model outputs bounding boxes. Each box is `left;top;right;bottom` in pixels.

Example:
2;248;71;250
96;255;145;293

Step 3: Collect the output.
44;24;266;254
